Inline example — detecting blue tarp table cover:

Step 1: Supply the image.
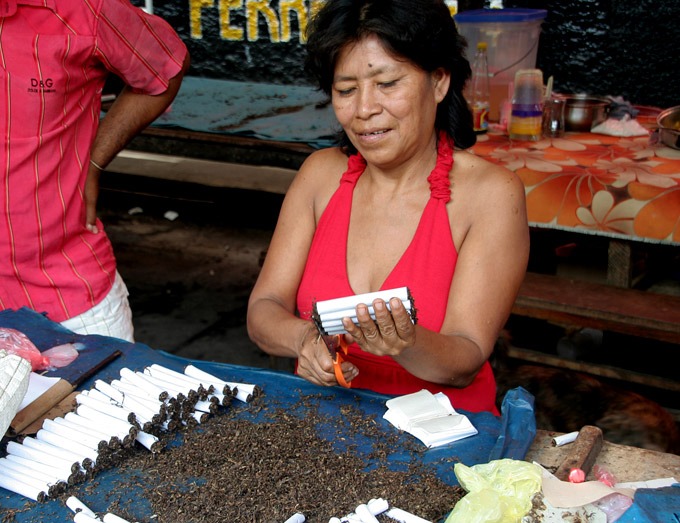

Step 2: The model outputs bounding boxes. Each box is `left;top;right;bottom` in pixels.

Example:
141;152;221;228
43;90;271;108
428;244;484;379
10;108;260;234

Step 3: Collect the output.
0;308;530;521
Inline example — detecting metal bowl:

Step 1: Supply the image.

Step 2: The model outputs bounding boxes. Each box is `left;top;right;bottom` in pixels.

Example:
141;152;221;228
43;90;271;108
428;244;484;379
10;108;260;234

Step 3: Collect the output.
558;94;610;132
657;105;680;150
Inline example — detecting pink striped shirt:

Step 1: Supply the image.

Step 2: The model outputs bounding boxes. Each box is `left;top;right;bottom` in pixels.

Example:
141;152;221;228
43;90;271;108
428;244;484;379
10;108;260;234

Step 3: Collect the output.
0;0;187;322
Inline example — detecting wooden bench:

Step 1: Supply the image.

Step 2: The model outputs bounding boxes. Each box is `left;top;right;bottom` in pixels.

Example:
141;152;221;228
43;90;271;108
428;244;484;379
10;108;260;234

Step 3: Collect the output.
514;272;680;345
509;271;680;392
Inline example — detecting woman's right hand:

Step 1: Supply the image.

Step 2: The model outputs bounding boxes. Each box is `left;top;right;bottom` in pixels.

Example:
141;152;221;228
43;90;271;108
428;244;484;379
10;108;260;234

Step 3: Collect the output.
295;325;359;386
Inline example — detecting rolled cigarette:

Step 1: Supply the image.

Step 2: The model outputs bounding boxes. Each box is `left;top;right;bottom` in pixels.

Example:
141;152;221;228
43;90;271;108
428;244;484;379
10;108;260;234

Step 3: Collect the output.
323;325;358;336
5;453;75;485
191;410;209;424
355;504;379;523
552;431;579;447
76;405;137;444
183;365;232;396
43;418;106;452
62;413;122;448
283;513;305;523
148;364;214;395
120;368;169;401
319;299;413;323
110;380;166;415
0;473;46;502
314;287;410;315
0;457;64;487
385;508;432;523
85;387;117;404
74;512;102;523
103;513;132;523
94;379;125;404
118;394;160;428
0;463;56;498
35;429;99;463
7;440;80;476
66;495;97;517
193;399;217;414
135;431;162;453
76;392;138;426
21;437;92;471
143;368;203;400
138;372;193;403
207;391;230;407
367;499;389;515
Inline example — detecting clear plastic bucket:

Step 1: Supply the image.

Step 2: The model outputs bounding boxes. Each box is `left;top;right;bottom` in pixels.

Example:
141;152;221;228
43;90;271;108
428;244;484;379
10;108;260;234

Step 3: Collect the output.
455;8;547;122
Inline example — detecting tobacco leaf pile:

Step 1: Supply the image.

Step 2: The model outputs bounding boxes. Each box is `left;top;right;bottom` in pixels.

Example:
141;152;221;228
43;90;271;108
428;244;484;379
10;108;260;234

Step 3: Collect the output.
64;392;464;522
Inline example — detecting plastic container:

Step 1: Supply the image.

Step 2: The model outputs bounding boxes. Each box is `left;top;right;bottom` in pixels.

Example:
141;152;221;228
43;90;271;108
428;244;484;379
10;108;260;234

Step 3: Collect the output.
455;8;547;122
509;69;543;141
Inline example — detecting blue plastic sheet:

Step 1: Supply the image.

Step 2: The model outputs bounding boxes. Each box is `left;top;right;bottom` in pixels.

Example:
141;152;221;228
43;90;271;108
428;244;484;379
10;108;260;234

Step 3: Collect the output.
0;308;536;521
151;76;339;149
617;483;680;522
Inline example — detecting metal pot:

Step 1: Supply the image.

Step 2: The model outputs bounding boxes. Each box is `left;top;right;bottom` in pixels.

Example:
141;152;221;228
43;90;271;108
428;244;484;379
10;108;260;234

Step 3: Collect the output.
558;94;610;132
657;105;680;150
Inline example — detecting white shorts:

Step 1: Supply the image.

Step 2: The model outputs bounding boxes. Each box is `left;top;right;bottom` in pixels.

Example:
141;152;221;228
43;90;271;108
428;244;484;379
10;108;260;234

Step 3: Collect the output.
60;271;135;343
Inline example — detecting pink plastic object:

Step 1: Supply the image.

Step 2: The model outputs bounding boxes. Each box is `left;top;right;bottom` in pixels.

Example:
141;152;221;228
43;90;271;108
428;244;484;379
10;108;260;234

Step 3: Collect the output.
0;328;78;371
593;464;617;487
568;468;586;483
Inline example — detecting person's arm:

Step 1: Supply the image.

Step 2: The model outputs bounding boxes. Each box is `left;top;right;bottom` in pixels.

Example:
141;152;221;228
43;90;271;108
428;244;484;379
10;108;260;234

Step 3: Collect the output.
344;155;529;387
84;53;190;232
247;149;359;386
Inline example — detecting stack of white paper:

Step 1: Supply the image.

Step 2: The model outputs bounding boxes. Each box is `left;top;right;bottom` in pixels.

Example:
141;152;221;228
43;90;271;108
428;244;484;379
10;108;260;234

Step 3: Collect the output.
383;389;477;448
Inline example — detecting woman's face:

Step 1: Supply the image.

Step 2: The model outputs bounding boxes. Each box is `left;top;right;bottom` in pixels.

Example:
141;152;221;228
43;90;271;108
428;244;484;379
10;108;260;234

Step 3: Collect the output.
332;35;450;169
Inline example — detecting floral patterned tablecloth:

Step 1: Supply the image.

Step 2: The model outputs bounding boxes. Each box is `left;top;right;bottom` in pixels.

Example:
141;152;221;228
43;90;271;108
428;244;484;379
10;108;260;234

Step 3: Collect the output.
471;132;680;245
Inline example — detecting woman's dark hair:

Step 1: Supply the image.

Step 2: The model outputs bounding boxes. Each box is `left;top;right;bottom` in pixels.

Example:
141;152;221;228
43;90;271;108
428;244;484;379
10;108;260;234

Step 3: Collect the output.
305;0;476;151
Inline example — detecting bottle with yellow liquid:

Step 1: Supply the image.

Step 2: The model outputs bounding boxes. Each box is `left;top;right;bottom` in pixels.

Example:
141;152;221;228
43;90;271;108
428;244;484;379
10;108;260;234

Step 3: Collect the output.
469;42;490;134
509;69;543;141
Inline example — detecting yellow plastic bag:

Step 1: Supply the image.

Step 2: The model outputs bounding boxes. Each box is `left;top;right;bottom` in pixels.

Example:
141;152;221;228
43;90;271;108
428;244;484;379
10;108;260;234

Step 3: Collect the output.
446;458;542;523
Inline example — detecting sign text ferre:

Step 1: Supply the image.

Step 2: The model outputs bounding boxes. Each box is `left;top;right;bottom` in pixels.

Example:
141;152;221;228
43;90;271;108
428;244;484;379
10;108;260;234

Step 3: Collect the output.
189;0;327;42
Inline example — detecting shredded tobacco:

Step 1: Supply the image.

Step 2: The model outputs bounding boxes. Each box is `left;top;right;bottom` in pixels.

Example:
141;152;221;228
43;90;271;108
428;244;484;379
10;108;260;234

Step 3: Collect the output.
60;392;463;522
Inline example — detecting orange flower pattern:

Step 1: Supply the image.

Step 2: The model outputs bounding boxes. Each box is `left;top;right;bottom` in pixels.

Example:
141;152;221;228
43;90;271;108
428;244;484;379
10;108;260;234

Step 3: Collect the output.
471;133;680;244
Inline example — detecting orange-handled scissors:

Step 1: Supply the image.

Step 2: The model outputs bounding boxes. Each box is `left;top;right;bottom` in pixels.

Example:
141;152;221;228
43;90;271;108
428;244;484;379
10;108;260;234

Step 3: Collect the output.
315;330;352;388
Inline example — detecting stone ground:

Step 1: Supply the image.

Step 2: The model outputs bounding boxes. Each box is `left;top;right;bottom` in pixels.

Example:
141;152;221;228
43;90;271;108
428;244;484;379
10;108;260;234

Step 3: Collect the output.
99;173;293;372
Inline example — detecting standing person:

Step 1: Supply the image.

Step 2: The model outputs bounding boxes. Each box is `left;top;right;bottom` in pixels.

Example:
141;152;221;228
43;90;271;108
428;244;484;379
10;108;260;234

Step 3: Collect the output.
0;0;189;342
247;0;529;414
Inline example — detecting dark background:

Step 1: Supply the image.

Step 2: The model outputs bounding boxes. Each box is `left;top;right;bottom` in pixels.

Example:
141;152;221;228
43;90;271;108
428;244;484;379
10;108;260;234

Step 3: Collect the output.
137;0;678;110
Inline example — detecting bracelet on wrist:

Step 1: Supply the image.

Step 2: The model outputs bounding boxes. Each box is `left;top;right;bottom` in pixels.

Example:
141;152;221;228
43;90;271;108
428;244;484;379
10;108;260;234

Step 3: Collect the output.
89;159;106;171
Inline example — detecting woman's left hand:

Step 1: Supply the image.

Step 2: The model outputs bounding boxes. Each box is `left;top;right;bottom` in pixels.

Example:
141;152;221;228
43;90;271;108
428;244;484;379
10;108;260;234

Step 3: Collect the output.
343;297;416;357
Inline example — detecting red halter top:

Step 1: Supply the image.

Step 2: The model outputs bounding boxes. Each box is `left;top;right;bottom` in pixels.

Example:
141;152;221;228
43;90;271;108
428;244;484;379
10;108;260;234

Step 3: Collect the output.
297;135;498;414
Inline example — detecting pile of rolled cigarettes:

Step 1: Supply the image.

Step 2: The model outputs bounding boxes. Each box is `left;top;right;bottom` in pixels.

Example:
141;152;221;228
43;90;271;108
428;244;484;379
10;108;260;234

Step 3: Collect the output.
286;497;435;523
313;287;417;336
0;363;260;504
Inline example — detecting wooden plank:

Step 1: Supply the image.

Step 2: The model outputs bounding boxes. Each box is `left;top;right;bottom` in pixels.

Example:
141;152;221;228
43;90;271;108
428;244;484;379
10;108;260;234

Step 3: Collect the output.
506;346;680;392
107;150;296;195
513;272;680;344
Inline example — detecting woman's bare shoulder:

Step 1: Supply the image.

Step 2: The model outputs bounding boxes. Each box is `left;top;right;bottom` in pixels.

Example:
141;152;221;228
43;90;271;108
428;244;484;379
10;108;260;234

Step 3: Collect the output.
299;147;349;176
286;147;350;215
